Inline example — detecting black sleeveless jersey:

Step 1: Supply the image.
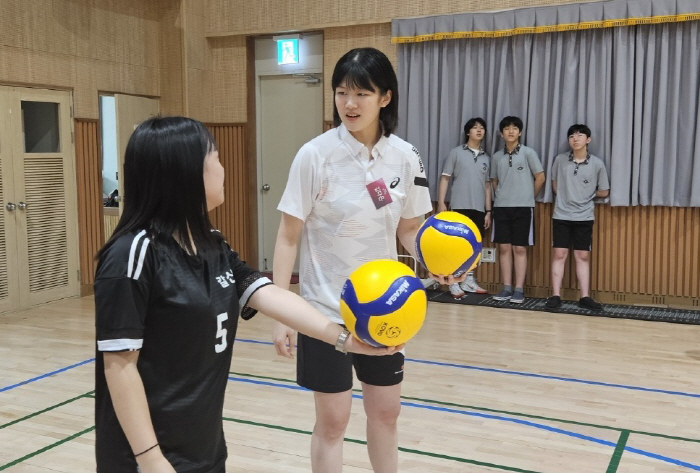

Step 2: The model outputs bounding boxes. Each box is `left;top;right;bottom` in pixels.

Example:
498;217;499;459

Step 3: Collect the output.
94;230;272;472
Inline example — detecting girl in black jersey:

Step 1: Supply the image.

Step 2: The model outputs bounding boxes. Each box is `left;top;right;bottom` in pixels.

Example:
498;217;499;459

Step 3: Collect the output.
94;116;397;473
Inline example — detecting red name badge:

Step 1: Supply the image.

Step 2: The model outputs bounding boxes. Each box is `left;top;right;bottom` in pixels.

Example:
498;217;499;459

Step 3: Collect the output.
366;178;393;209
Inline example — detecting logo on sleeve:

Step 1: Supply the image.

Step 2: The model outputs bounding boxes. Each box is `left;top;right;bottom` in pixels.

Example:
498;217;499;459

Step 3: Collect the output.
390;177;401;189
411;146;424;173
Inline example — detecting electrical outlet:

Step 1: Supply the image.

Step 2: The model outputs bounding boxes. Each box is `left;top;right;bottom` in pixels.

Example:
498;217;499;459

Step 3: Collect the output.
481;248;496;263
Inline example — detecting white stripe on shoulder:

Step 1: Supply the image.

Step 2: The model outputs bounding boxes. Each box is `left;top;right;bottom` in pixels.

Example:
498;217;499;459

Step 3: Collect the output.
239;276;272;308
132;237;151;280
97;338;143;352
127;230;147;278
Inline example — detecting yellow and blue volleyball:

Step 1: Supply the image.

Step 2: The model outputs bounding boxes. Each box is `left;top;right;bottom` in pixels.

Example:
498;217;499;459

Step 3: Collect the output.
415;211;483;276
340;260;427;347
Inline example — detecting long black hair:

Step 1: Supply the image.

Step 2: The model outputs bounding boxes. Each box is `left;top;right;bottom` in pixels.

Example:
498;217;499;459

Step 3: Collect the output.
97;116;221;261
331;47;399;136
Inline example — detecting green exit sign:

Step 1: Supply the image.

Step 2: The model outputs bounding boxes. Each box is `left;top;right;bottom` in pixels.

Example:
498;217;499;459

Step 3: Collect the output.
277;39;299;65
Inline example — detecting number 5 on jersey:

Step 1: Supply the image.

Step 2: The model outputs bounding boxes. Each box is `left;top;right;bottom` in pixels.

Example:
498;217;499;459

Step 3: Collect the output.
215;312;228;353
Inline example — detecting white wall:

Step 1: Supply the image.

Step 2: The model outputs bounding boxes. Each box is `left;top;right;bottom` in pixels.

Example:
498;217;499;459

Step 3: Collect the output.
100;96;118;198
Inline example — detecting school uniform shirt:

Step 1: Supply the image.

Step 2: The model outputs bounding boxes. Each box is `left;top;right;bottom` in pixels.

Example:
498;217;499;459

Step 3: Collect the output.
490;144;544;208
278;124;432;324
442;144;490;211
94;229;272;473
551;152;610;221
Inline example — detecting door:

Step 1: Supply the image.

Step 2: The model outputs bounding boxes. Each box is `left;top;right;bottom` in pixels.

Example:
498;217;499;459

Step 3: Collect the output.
114;94;159;214
1;86;79;309
0;90;20;312
259;75;323;271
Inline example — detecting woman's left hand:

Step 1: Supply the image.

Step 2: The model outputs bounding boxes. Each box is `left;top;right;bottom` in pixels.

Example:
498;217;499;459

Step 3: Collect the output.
345;336;404;356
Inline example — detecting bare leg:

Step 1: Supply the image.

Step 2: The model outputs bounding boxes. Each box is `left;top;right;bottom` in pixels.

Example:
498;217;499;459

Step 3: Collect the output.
311;390;353;473
498;243;513;286
573;250;591;298
362;382;402;473
512;245;528;288
551;247;569;296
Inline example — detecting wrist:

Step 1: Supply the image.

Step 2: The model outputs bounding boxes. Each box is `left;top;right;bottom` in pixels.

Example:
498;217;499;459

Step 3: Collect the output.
135;444;163;466
335;329;351;354
485;209;492;213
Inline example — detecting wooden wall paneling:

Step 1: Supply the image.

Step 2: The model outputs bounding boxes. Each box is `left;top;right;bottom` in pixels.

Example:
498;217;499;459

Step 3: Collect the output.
692;209;700;298
667;206;677;297
74;119;103;294
207;124;252;265
629;205;640;294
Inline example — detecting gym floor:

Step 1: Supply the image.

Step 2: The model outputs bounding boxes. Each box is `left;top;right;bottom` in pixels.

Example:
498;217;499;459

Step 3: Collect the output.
1;295;699;472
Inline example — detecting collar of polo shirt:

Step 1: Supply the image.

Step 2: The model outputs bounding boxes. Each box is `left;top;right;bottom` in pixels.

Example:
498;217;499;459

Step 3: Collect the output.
568;151;590;164
338;123;389;160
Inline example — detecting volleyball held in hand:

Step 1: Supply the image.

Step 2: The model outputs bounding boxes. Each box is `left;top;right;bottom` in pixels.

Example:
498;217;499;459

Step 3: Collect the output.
340;260;427;347
415;211;483;276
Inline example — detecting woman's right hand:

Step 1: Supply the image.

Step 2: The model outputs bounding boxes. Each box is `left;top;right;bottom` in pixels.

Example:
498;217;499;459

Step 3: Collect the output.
272;321;297;359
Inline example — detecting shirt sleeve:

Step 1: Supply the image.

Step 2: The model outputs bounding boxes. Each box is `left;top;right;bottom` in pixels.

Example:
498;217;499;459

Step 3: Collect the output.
277;142;319;222
227;247;273;320
597;160;611;191
490;153;500;180
527;148;544;175
551;155;560;182
94;234;154;352
442;149;456;176
401;147;433;219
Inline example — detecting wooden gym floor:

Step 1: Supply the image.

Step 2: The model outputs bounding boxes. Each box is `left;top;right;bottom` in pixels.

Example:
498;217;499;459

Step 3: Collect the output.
1;295;700;472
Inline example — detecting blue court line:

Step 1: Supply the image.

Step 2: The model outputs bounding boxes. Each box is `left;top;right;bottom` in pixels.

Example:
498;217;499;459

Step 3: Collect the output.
0;358;95;393
237;338;700;399
405;358;700;399
229;375;700;471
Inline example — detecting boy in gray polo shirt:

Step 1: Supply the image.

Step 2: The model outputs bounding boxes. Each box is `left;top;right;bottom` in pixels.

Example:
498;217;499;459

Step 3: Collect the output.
490;116;545;304
545;124;610;311
429;117;491;298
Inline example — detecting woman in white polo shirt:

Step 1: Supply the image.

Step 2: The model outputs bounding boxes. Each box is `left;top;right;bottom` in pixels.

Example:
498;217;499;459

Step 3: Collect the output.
271;48;460;472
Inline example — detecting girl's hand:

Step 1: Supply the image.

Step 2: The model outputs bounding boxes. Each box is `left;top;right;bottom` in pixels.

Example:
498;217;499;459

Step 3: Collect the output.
345;336;404;356
272;322;297;359
428;272;467;285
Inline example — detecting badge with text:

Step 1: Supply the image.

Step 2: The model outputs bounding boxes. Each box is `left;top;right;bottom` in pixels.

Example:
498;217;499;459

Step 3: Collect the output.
366;178;393;209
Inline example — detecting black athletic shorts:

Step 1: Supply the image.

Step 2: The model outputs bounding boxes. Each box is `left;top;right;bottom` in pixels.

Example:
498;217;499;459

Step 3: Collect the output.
297;331;405;393
451;208;486;241
552;219;594;251
491;207;535;247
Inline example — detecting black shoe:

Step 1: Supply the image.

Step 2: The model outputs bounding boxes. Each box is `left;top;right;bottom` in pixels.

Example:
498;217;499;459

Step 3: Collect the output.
578;296;603;311
545;295;562;310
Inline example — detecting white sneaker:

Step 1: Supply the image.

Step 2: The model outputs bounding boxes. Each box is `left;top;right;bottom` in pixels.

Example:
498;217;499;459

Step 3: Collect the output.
459;274;488;294
421;277;438;290
449;283;465;299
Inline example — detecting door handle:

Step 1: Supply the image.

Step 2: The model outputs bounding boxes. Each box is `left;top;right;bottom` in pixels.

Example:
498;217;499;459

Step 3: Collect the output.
17;202;27;210
6;202;16;211
261;184;270;191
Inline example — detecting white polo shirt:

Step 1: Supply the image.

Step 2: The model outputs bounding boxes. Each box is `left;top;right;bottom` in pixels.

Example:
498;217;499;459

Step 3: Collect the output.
278;124;432;323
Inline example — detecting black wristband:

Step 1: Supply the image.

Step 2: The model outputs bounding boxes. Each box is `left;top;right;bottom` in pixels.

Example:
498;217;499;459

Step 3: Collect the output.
485;210;492;213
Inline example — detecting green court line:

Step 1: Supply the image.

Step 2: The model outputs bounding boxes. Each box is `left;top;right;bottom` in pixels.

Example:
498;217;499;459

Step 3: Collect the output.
606;430;630;473
0;425;95;471
230;371;700;444
0;391;94;430
224;416;545;473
